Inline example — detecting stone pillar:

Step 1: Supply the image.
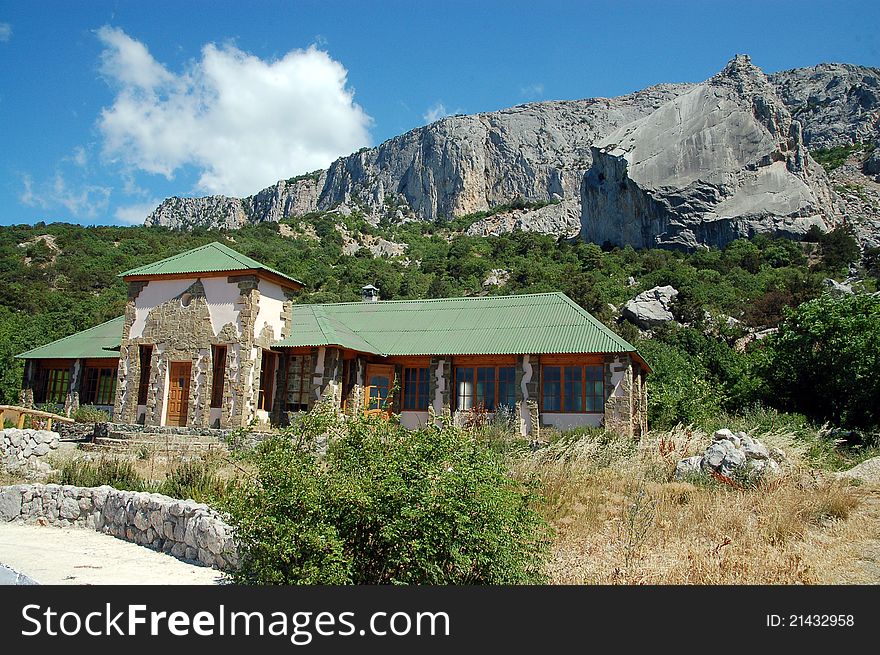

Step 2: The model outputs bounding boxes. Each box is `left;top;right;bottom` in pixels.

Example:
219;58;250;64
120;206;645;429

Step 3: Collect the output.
517;355;539;437
429;357;451;421
343;356;366;417
603;355;635;438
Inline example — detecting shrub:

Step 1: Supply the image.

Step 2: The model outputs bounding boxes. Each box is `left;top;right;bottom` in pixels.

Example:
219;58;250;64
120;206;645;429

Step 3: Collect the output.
59;457;145;491
760;294;880;429
73;405;110;423
224;412;550;584
158;460;229;504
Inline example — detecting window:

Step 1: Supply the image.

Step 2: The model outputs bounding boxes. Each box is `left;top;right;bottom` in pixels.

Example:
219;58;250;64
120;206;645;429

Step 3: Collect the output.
210;345;226;409
257;350;276;412
285;355;312;412
454;366;516;411
81;367;117;405
137;345;152;405
38;368;70;404
542;364;604;413
403;367;430;410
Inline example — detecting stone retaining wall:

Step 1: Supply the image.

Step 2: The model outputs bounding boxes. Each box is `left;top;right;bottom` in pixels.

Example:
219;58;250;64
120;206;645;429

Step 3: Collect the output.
0;429;59;476
0;484;237;571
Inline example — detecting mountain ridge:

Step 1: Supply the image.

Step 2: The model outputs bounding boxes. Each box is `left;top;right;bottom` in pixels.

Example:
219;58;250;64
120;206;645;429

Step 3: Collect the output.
144;57;880;249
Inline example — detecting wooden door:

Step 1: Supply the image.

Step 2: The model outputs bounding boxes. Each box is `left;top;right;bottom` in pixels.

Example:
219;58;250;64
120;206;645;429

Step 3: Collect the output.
364;364;395;417
167;361;191;427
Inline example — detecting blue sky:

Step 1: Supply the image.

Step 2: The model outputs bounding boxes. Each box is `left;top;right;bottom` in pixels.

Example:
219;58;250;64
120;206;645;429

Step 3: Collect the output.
1;0;878;227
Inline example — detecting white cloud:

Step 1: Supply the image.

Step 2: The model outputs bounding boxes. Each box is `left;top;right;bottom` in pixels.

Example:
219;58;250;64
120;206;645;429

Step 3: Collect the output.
423;102;449;123
0;23;11;42
520;83;544;100
96;26;373;197
20;172;111;219
70;146;88;167
114;199;162;224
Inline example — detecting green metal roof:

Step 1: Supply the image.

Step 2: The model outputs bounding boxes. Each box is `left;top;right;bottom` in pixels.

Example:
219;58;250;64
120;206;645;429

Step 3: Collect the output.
118;241;303;287
16;317;124;360
275;292;641;358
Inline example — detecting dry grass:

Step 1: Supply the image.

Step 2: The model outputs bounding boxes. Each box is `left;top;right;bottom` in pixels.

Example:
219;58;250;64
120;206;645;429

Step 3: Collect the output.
512;426;870;584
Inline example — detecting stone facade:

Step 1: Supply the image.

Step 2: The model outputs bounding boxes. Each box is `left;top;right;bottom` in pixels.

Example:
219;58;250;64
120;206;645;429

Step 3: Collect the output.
114;274;291;430
0;484;236;570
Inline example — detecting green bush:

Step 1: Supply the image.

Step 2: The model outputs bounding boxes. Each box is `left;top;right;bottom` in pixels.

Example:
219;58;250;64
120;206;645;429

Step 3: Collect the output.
158;459;229;504
224;411;550;584
59;457;145;491
760;294;880;429
73;405;110;423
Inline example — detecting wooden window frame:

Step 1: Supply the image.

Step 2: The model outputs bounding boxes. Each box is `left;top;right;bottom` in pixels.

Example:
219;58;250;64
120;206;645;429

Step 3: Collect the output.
257;350;276;412
540;362;605;414
454;365;517;412
209;345;226;409
284;354;312;413
43;368;70;404
137;345;153;406
81;366;117;405
402;366;430;411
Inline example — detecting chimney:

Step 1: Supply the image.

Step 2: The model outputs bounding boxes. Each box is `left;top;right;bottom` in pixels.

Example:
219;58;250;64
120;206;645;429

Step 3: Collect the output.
361;284;379;303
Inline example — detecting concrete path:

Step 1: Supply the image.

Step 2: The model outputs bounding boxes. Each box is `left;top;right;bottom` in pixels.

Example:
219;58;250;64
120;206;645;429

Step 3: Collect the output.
0;523;226;585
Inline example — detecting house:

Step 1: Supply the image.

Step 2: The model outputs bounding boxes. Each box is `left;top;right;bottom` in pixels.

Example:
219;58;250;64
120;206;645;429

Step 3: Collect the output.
16;242;650;437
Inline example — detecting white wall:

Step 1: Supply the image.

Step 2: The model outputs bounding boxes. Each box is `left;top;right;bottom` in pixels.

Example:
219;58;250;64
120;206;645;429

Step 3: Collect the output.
202;277;243;337
400;411;430;430
130;277;244;339
255;279;287;341
541;413;604;430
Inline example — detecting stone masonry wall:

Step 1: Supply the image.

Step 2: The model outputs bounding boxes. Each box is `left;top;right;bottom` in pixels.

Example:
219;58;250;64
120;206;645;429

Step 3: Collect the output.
0;484;237;571
0;429;59;477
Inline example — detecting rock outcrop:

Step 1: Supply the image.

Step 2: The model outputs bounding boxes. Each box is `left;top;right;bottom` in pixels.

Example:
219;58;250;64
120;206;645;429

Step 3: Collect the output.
769;63;880;150
675;428;785;482
622;285;678;328
581;55;837;251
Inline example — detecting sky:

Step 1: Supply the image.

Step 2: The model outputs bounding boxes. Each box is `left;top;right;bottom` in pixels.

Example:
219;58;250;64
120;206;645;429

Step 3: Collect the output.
1;0;878;227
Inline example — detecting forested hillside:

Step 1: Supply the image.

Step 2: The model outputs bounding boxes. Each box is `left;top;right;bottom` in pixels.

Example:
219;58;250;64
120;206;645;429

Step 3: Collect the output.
2;212;878;430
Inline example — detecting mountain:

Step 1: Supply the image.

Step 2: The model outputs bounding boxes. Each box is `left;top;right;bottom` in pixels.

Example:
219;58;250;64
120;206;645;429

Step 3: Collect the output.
581;55;836;250
144;56;880;249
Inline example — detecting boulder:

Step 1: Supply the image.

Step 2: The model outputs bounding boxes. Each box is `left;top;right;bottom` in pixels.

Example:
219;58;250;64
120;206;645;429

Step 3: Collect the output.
822;278;853;296
622;285;679;328
675;429;781;482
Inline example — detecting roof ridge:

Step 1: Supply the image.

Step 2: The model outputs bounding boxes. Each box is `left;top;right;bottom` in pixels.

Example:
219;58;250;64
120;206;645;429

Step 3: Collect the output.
554;292;634;350
306;292;563;308
118;241;217;277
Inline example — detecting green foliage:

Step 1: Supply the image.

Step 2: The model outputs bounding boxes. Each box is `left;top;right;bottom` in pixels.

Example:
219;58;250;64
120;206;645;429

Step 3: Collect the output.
59;457;144;491
73;405;110;423
810;142;867;173
760;294;880;429
816;225;860;273
158;459;229;504
224;411;550;584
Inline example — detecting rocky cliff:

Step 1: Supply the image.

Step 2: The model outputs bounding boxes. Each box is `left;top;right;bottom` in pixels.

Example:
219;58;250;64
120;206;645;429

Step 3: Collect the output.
144;56;880;249
581;55;837;250
146;85;691;230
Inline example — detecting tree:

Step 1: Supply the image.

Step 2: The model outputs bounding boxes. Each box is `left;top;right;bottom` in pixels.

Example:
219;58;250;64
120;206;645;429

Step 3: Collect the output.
760;294;880;429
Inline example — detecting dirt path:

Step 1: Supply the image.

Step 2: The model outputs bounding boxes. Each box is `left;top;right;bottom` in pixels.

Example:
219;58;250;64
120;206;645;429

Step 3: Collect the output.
0;523;226;585
818;483;880;584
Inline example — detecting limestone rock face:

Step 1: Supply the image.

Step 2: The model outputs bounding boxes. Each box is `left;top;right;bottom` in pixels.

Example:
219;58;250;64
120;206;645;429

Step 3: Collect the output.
622;285;678;328
145;85;691;231
147;176;324;230
769;63;880;150
466;199;581;237
582;55;838;251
